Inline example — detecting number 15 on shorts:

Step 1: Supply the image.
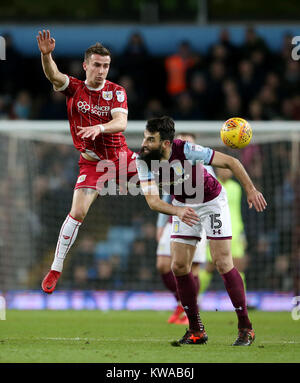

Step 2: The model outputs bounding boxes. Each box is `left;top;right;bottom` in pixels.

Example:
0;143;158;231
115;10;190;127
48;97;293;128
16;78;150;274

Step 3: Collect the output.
210;214;222;236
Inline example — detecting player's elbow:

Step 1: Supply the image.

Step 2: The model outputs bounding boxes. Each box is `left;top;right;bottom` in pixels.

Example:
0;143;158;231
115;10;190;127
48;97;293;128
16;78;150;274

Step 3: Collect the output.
114;117;127;132
148;200;158;211
146;196;160;212
226;156;240;170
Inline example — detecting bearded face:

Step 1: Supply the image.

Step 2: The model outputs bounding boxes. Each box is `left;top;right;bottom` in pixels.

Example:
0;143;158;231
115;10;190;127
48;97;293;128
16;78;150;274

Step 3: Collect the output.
139;145;163;170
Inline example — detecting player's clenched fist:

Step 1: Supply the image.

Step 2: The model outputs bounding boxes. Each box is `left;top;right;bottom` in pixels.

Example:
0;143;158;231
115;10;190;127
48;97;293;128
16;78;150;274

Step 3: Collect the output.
36;30;56;55
175;207;199;227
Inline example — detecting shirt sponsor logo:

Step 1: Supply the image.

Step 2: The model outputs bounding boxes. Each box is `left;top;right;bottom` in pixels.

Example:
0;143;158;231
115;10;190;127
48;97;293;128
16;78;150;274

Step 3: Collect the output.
77;101;110;116
102;91;113;101
116;90;125;103
77;174;87;183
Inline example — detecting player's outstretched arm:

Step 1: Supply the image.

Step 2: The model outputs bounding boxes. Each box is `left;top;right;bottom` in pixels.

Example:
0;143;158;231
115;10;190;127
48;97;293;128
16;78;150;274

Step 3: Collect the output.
77;111;127;139
36;29;67;90
211;151;267;212
140;181;199;227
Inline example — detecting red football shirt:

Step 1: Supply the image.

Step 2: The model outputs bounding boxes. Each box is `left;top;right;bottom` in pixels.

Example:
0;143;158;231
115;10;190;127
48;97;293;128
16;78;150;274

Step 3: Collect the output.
56;75;129;161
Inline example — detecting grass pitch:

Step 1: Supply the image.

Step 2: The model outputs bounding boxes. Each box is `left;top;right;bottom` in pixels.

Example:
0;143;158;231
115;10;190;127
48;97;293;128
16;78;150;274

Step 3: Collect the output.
0;310;299;363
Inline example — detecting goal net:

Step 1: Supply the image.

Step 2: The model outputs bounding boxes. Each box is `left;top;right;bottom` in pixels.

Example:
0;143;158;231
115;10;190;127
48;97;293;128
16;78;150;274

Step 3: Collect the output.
0;121;299;306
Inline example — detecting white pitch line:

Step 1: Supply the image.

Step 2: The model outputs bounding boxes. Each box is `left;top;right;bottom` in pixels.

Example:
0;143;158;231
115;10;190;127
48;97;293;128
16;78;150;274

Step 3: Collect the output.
2;337;300;344
1;337;171;343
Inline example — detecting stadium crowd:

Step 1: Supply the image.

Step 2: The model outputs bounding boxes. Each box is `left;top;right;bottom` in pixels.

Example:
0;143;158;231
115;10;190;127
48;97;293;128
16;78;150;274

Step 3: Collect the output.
0;27;299;294
1;27;300;122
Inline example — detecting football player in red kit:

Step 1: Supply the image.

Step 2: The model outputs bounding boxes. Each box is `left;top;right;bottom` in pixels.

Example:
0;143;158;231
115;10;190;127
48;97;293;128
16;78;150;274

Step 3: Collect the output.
37;30;137;293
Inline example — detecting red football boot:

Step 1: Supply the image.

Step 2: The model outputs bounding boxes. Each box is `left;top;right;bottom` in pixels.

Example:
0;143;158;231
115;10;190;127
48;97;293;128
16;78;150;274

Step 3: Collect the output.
167;305;185;323
41;270;61;294
174;314;189;325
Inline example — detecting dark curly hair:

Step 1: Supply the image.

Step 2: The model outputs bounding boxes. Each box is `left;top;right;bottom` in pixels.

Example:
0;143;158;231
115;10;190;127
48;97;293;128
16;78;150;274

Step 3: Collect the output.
146;116;175;143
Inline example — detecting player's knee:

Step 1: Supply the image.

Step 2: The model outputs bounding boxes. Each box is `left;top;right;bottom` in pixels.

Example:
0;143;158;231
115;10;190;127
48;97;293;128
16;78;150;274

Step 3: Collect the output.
171;260;190;276
214;254;233;274
69;208;87;222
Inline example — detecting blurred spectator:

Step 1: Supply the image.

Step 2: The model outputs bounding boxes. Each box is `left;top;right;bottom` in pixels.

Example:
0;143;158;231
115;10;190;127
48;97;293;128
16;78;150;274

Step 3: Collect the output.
172;92;204;120
206;60;226;118
165;41;197;97
218;28;238;65
291;95;300;120
38;91;67;120
258;85;280;119
68;235;96;289
223;92;243;118
281;98;294;120
189;72;208;119
284;60;300;96
280;33;294;61
249;49;269;87
241;27;269;58
222;78;238;97
118;75;142;119
0;95;10;119
121;32;149;102
144;98;166;119
121;32;149;80
237;60;259;106
11;90;32;119
69;60;84;78
247;99;268;120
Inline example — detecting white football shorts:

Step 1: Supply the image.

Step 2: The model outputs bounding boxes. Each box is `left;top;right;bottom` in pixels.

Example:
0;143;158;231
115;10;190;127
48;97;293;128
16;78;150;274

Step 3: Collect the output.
156;222;207;263
171;187;232;245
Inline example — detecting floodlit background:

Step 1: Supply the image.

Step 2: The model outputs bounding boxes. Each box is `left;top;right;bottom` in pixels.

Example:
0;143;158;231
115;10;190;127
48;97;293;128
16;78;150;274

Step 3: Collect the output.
0;0;299;311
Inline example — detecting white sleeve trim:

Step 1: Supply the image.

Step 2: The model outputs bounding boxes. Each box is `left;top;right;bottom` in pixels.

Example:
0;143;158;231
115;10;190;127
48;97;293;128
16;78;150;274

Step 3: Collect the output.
111;107;128;115
53;75;69;92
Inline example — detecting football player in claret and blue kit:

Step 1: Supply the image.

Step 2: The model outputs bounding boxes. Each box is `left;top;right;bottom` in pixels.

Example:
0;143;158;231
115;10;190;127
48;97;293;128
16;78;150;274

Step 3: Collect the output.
136;116;267;346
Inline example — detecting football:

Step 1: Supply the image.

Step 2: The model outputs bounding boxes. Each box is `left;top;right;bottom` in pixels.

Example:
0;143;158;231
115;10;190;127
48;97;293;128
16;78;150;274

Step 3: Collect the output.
220;117;252;149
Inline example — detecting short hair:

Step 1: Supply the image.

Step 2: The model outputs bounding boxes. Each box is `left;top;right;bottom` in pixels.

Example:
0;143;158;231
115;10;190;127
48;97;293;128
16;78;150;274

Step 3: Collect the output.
146;116;175;143
176;132;196;141
84;43;111;62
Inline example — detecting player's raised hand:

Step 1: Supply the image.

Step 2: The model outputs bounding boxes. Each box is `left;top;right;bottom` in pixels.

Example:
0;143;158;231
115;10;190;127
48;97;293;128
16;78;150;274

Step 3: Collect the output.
36;30;55;55
77;125;102;140
247;189;267;212
175;207;200;227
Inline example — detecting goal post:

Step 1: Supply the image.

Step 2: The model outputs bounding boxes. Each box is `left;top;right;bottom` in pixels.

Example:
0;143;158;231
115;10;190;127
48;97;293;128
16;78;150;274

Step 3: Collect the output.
0;120;299;298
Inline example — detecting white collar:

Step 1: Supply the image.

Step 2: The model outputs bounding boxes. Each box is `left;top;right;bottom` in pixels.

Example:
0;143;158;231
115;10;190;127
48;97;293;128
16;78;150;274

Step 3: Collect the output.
84;80;106;91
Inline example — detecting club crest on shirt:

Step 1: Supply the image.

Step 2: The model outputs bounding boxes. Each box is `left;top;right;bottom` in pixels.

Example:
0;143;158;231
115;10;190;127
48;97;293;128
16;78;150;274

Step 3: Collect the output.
171;162;184;176
77;174;87;183
173;221;180;233
102;91;113;101
116;90;125;103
